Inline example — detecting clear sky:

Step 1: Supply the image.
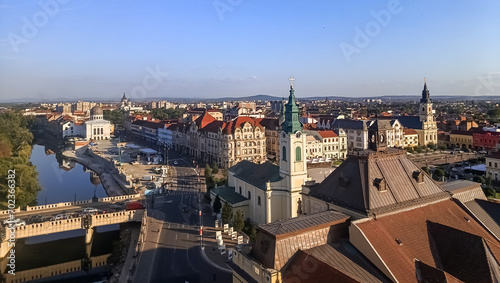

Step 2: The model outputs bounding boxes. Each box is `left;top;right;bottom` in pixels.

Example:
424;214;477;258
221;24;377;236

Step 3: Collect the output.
0;0;499;102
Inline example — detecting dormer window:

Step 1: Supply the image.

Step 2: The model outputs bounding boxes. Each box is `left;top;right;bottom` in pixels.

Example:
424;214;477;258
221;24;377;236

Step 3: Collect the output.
374;178;387;191
412;170;424;183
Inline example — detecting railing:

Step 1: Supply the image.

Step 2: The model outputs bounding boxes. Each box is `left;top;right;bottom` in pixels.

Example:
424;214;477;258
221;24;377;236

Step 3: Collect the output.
24;194;140;212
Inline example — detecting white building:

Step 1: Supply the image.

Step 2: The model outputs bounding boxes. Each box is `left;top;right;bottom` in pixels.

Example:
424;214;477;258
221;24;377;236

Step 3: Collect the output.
85;106;112;141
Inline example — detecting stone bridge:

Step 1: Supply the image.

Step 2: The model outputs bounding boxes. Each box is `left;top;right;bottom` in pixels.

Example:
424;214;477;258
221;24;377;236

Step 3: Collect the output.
0;209;144;259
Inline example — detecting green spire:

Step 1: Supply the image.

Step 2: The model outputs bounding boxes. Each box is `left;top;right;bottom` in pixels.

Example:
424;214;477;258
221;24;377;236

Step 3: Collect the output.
281;76;303;134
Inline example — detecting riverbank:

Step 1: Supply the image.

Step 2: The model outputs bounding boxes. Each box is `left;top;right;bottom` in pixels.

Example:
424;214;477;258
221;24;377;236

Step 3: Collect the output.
62;146;131;197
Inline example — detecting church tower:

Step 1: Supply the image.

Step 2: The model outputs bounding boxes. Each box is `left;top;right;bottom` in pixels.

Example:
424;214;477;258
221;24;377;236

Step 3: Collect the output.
418;79;437;145
279;76;308;219
419;79;433;123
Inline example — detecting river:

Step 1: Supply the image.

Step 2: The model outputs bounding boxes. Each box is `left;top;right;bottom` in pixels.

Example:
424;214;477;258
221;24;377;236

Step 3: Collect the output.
30;144;108;205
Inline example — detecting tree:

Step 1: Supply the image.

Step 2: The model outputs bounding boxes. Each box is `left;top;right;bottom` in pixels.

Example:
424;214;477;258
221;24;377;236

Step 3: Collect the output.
433;168;445;181
422;166;430;174
204;164;212;179
233;209;245;232
213;195;222;214
486;174;493;187
212;163;219;175
473;175;485;184
221;201;233;224
438;145;446;151
483;187;496;197
427;142;437;150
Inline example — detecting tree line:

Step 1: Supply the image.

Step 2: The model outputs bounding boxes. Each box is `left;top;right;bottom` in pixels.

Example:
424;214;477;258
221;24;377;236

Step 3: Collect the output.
0;112;41;209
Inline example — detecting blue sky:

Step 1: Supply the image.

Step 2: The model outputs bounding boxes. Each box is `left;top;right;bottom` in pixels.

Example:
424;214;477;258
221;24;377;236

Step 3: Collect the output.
0;0;499;102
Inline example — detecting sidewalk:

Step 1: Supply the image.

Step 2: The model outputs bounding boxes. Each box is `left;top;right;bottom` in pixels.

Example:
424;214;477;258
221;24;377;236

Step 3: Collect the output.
200;225;236;272
132;209;165;283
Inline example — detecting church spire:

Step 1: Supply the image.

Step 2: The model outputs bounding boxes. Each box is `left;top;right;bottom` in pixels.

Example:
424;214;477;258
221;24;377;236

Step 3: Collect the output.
281;75;303;134
420;78;431;103
121;92;127;101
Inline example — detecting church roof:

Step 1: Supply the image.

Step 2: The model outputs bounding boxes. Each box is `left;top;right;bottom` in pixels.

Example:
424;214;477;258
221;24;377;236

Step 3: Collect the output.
281;81;303;134
228;160;282;191
90;106;103;116
308;149;449;216
211;186;248;205
395;116;423;130
420;80;431;103
463;199;500;241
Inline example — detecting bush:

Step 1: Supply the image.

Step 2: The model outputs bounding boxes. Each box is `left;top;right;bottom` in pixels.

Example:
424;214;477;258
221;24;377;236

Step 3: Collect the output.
233;210;245;232
212;163;219;174
438;146;446;151
473;175;485;184
433;168;445;180
483;186;496;197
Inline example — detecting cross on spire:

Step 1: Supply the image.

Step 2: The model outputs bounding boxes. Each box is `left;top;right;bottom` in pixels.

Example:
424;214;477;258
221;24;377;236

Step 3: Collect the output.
288;75;295;89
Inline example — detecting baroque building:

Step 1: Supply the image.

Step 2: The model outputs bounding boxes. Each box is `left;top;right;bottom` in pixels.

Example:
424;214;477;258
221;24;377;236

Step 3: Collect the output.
210;77;308;224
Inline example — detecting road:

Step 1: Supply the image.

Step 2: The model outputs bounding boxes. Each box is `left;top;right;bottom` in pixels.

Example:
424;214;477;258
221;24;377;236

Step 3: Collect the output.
135;151;231;283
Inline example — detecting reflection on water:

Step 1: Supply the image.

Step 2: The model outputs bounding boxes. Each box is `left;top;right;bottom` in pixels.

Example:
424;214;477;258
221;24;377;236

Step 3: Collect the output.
30;144;108;205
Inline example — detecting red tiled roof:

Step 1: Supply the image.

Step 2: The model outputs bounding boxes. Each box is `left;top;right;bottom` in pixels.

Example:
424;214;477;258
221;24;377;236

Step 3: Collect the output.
194;112;216;129
222;116;263;134
317;130;338;138
403;128;418;135
355;199;500;283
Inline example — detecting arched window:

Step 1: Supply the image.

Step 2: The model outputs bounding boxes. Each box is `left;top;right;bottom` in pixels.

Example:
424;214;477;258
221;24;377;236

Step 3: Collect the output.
248;191;251;200
258;196;261;206
282;146;287;161
296;146;302;161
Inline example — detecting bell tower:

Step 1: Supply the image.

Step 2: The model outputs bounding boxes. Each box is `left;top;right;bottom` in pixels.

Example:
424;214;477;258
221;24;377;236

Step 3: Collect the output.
279;76;307;219
419;78;433;123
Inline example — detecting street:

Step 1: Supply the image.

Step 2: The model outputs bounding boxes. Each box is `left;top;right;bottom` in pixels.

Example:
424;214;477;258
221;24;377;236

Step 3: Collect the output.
134;152;231;283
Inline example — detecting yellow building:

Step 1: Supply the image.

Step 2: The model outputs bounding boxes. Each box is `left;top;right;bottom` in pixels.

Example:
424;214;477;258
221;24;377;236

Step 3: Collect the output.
449;130;474;149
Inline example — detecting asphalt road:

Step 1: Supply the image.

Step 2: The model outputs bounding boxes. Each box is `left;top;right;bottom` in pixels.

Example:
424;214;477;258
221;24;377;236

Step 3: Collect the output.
137;155;231;283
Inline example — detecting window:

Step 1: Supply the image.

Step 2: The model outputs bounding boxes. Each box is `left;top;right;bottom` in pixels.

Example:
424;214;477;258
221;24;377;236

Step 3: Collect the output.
239;186;242;194
282;146;287;161
248;191;251;200
296;146;301;161
258;196;261;206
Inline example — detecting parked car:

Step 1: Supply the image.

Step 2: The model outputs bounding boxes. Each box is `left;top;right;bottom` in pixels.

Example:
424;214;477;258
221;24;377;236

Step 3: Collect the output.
174;161;178;165
53;214;67;220
82;207;98;214
3;218;26;227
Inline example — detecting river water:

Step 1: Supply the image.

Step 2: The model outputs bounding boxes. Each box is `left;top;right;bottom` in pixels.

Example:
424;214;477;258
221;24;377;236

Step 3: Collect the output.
30;144;108;205
1;142;126;282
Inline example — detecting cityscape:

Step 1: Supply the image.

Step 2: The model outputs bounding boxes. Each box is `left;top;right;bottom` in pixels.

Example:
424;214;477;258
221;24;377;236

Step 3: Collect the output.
1;1;500;283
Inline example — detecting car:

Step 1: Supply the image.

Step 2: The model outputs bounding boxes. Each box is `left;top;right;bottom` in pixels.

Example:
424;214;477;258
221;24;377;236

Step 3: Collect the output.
451;168;458;172
174;161;178;165
3;218;26;227
82;207;98;214
182;206;189;213
109;204;124;211
53;214;67;220
28;215;45;224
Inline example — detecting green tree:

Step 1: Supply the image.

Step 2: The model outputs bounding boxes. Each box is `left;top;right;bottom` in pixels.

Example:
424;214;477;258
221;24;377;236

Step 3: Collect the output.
422;166;430;174
473;175;485;184
233;209;245;232
204;164;212;178
483;187;496;197
427;142;437;150
213;195;222;214
433;168;445;181
221;201;233;224
438;145;446;151
486;174;493;187
212;163;219;175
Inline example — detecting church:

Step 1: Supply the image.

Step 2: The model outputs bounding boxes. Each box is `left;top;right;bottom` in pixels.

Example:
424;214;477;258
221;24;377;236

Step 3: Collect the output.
210;76;308;224
84;106;112;141
397;79;438;146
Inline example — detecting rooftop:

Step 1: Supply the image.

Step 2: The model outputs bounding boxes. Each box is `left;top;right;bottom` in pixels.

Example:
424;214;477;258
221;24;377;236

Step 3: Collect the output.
211;186;248;205
229;160;282;191
259;210;350;236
